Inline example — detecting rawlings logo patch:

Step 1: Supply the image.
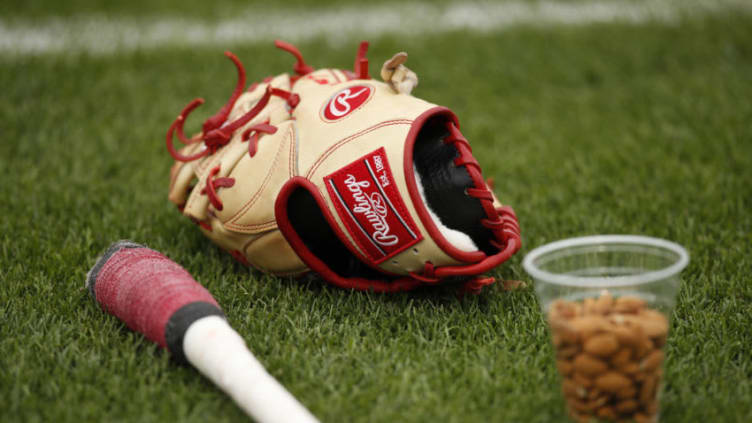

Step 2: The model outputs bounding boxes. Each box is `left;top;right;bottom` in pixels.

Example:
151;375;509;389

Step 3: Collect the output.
322;84;373;121
325;148;422;264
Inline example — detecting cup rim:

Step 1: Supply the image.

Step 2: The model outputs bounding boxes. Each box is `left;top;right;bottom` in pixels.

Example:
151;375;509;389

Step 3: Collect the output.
522;235;689;288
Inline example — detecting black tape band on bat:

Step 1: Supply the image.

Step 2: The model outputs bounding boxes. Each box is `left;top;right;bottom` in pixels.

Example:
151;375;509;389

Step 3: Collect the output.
165;301;226;363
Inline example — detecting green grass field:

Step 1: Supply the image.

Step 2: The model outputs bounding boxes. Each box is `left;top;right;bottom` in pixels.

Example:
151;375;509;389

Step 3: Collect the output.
1;1;751;422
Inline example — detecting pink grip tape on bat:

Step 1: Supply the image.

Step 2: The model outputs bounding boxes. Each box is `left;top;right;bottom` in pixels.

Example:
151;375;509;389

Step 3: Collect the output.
86;240;223;362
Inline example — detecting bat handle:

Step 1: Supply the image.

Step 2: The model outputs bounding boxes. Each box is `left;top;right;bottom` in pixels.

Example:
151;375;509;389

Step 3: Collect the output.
88;241;319;422
184;315;320;423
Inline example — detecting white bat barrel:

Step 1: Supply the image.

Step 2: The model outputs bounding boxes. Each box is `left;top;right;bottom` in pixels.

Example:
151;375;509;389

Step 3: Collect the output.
184;316;319;423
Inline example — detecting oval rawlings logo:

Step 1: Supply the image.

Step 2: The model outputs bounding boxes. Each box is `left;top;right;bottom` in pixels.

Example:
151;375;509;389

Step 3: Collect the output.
322;85;373;121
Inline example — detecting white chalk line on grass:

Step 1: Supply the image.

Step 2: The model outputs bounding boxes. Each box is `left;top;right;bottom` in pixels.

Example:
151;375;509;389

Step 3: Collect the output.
1;0;750;56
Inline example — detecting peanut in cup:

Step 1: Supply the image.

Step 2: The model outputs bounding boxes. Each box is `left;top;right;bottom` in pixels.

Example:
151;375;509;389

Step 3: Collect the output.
523;235;689;422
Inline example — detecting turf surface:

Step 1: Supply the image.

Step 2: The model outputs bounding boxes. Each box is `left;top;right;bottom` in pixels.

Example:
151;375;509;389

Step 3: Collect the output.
1;2;751;422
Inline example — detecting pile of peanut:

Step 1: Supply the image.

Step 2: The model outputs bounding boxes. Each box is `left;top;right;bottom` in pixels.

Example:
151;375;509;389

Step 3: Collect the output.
547;293;668;423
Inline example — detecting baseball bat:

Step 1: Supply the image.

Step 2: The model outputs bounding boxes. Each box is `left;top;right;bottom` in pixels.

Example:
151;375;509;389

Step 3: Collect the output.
86;240;319;423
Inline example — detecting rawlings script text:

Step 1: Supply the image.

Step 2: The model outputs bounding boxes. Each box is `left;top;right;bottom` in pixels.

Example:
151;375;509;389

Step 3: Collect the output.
343;174;399;246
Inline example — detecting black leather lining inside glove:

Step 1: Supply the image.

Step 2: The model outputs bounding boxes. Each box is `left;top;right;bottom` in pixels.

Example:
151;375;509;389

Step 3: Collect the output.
412;116;495;255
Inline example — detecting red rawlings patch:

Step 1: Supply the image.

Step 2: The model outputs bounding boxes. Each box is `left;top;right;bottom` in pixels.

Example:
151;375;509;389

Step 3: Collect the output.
322;84;373;121
325;148;422;264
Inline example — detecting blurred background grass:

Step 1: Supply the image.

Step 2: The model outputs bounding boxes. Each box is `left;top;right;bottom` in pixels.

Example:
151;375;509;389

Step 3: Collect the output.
1;1;751;422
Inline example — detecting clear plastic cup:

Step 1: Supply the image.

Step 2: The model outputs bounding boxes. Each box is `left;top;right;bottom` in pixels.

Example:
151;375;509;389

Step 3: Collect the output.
523;235;689;423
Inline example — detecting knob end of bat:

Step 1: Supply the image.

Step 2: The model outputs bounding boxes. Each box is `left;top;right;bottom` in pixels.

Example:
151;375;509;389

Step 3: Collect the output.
86;240;144;301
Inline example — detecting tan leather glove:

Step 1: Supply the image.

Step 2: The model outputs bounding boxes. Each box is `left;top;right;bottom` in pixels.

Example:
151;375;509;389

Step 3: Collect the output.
165;40;521;293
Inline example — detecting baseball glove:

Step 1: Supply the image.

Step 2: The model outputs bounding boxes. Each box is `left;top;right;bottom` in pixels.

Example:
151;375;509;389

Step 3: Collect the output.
165;40;521;293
